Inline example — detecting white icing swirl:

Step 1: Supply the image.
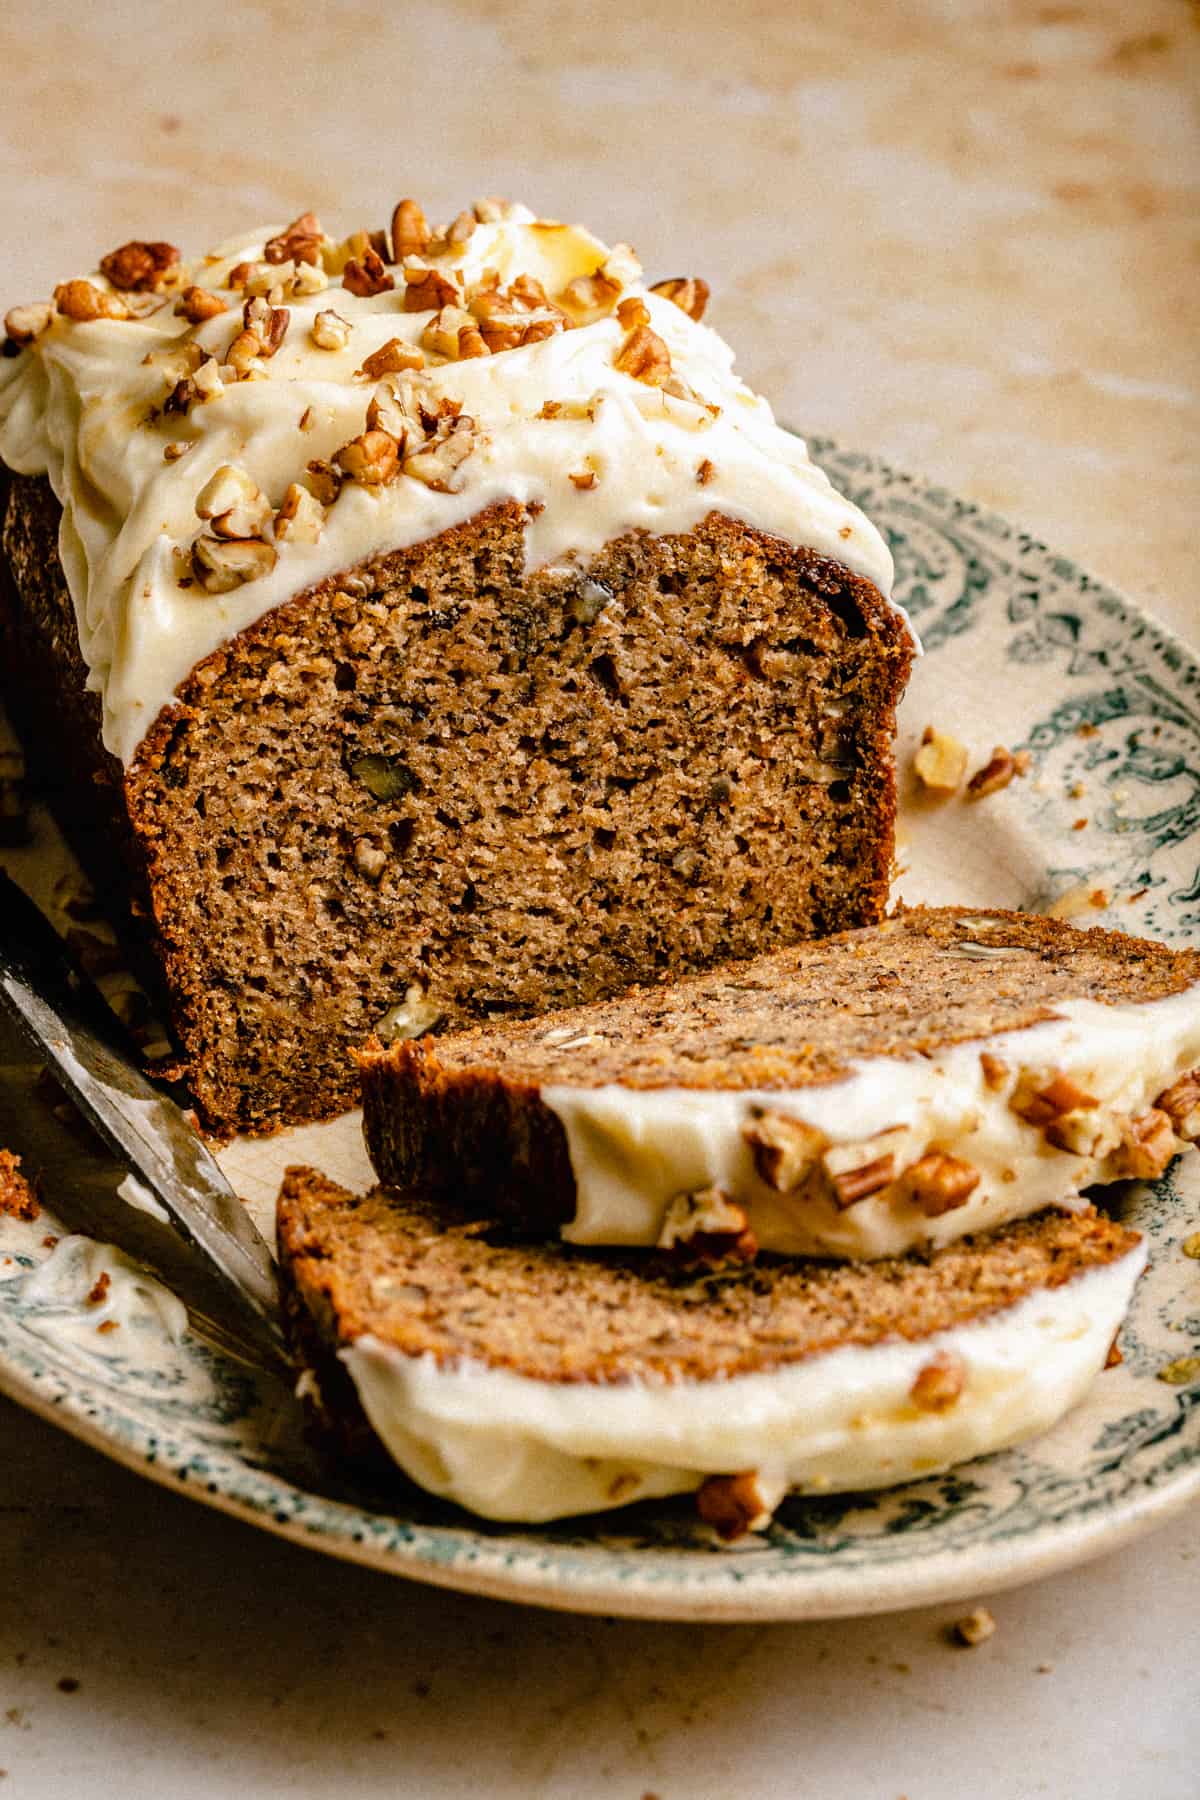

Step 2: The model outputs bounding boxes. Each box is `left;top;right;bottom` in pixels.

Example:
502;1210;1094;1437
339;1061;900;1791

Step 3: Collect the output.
0;204;901;767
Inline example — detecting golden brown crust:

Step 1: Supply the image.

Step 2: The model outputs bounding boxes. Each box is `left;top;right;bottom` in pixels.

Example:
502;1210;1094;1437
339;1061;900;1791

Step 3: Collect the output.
2;464;912;1136
277;1165;1142;1387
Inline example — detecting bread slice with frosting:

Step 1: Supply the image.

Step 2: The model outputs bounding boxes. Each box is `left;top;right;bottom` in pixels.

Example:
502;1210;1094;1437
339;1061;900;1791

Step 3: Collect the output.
359;906;1200;1261
0;197;912;1135
277;1166;1144;1529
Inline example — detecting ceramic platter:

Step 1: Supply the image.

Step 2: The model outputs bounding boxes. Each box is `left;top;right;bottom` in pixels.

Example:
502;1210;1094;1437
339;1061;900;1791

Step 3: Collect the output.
2;440;1199;1623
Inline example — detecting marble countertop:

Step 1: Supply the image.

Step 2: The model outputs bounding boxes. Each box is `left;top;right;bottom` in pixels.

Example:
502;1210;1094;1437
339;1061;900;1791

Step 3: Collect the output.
1;0;1197;1794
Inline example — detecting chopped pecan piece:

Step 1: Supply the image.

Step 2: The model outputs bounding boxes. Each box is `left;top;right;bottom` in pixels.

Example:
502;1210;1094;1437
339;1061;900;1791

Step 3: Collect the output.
342;248;395;298
910;1352;966;1412
357;337;424;379
403;266;460;313
1155;1069;1200;1140
822;1126;909;1208
695;1471;782;1541
967;745;1030;799
649;276;710;320
274;483;325;545
243;296;289;356
952;1606;997;1647
656;1187;758;1264
1111;1108;1178;1179
264;212;324;267
99;240;180;292
614;322;671;386
615;295;651;330
743;1110;825;1193
980;1052;1009;1091
569;469;596;490
403;415;478;492
1010;1071;1099;1128
175;285;226;324
53;279;130;322
310;309;352;351
336;428;401;485
194;463;272;539
902;1151;981;1217
391;198;430;260
696;458;715;486
305;459;343;505
191;534;277;592
4;301;54;346
559;268;622;318
225;327;264;377
914;725;968;793
444;208;477;247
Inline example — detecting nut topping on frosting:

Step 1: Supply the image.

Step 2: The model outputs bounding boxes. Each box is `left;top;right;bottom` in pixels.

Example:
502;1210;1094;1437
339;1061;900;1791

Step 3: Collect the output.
902;1151;981;1217
264;213;325;268
744;1110;826;1193
99;240;180;292
3;301;54;347
695;1471;782;1540
1155;1069;1200;1139
657;1186;758;1263
910;1352;966;1412
1;196;902;764
390;198;431;261
1112;1107;1178;1179
342;247;394;298
275;483;325;545
649;276;710;321
175;285;227;324
53;279;130;322
1011;1070;1099;1128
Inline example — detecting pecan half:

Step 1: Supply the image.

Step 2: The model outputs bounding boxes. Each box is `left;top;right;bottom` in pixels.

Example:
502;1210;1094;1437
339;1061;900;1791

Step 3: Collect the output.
649;275;710;320
390;198;430;260
99;240;180;292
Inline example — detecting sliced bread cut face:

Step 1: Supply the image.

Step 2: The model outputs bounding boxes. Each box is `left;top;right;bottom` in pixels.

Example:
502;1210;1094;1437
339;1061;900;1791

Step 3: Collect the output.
358;906;1200;1260
1;479;911;1136
277;1166;1145;1526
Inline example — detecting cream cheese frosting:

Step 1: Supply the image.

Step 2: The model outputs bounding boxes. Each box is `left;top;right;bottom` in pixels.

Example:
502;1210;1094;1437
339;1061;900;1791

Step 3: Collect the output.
340;1243;1145;1525
0;201;902;767
540;984;1200;1259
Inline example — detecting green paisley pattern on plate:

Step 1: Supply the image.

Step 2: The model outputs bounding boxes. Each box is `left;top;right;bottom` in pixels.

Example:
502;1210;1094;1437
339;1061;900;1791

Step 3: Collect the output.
0;440;1197;1620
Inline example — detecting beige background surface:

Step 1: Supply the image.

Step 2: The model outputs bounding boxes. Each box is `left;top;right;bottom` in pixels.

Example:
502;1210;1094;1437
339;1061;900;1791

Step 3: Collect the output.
1;1;1198;1795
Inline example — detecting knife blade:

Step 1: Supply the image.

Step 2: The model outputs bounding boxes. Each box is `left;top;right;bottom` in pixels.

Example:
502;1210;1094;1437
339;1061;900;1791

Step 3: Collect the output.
0;870;286;1364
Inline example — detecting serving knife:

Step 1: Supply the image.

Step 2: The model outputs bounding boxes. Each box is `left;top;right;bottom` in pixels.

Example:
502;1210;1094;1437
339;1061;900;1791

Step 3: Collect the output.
0;870;287;1368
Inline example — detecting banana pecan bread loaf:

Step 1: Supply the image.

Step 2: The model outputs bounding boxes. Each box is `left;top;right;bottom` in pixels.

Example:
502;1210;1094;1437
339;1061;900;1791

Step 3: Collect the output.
0;197;913;1136
277;1166;1145;1527
359;905;1200;1259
